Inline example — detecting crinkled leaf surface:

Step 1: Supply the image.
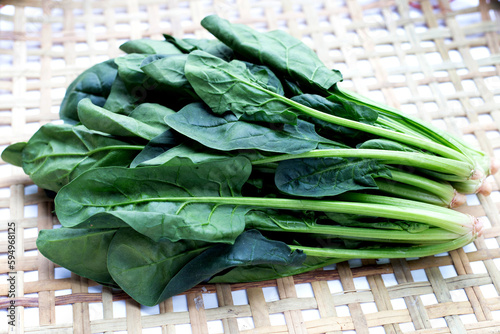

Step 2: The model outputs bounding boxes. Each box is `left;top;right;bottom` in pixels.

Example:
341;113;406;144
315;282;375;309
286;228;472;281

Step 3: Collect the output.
129;130;181;168
55;157;253;244
275;157;391;197
164;102;332;154
21;123;139;191
201;15;342;94
59;59;118;122
185;50;296;124
37;227;118;286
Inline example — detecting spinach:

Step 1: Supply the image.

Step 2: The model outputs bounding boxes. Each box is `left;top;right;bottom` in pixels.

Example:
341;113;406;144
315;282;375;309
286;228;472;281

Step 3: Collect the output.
55;157;253;244
59;59;118;122
119;38;183;55
78;98;173;141
21;123;142;191
200;15;342;94
2;14;488;307
275;157;391;197
37;227;118;287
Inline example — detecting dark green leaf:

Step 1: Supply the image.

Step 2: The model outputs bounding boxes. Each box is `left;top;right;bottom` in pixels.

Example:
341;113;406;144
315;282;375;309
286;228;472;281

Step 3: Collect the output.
129;130;181;168
164;102;331;154
119;39;183;55
21;123;140;191
163;229;305;299
37;227;118;286
59;59;118;122
78;98;173;141
185;50;296;124
275;157;391;197
107;227;209;306
55;157;252;244
1;142;27;167
201;15;342;94
163;34;234;60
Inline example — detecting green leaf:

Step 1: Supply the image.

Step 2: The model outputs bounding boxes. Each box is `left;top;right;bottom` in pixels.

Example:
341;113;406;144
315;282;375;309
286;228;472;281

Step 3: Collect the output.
358;138;423;153
275;157;391;197
21;123;141;191
164;102;331;154
78;98;173;141
140;54;199;101
59;59;118;122
107;227;209;306
55;157;253;244
185;50;296;124
107;228;305;306
1;142;27;167
163;34;234;60
119;39;183;55
37;227;118;286
129;130;181;168
162;229;305;299
200;15;342;94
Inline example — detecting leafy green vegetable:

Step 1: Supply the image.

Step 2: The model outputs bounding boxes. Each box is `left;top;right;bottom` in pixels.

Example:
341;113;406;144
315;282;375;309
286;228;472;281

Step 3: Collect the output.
200;15;342;94
59;59;118;122
21;123;142;191
37;227;118;286
1;142;27;167
119;38;183;55
78;98;173;141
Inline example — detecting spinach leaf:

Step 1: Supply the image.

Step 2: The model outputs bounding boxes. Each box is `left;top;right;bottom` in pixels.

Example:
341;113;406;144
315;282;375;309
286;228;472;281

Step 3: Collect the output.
37;227;118;287
119;39;183;55
107;227;209;306
131;140;229;168
162;229;305;300
200;15;342;94
102;75;140;115
78;98;173;141
1;142;27;167
21;123;141;192
164;102;332;154
107;228;305;306
129;130;181;168
163;34;234;60
59;59;118;122
114;54;150;92
140;54;199;100
358;138;424;153
275;157;391;197
185;50;296;124
55;157;252;244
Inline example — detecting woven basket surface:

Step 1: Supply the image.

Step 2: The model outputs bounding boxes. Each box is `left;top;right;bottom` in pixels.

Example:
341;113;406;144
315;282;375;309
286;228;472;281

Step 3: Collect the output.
1;0;500;333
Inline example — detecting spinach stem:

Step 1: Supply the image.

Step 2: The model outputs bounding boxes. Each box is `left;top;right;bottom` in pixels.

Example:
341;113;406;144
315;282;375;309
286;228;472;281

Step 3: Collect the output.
251;149;473;178
82;196;474;234
259;222;462;244
289;232;475;259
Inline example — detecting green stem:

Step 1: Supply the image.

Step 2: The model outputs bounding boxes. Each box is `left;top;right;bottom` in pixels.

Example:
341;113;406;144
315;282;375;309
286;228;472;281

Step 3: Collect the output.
260;222;462;244
251;149;473;178
379;168;455;203
95;196;474;234
277;93;469;163
289;232;475;259
374;180;448;206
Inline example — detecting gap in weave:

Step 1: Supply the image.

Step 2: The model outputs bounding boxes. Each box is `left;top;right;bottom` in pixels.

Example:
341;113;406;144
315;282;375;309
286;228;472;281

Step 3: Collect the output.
459;313;479;325
207;319;224;334
381;273;398;287
141;303;160;316
429;317;447;329
237;316;256;330
438;264;458;279
24;307;40;327
55;304;73;324
390;297;407;310
360;301;378;314
172;294;189;311
262;286;280;302
301;308;321;321
202;292;219;309
231;289;248;305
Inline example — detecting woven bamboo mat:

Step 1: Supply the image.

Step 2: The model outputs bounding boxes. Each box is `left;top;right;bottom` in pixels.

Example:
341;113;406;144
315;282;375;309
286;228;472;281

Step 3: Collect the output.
1;0;500;333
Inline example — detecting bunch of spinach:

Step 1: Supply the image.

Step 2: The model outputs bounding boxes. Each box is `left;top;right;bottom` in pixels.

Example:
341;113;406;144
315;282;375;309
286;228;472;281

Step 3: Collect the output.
2;15;490;306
